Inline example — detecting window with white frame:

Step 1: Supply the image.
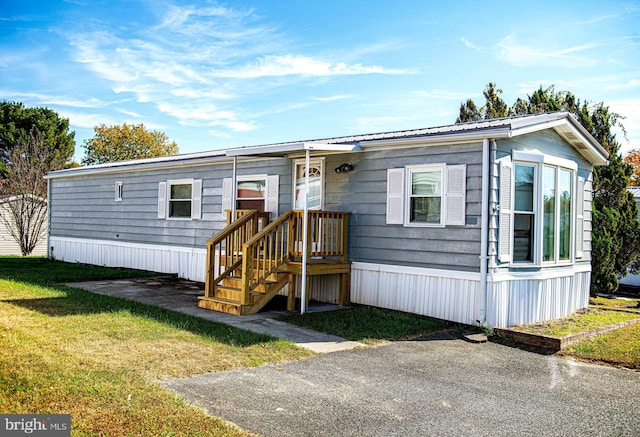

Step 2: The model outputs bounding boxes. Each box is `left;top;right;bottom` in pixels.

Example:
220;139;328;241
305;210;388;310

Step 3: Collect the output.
386;164;466;227
236;178;267;211
157;179;202;220
115;181;123;201
408;166;443;224
221;175;279;219
513;164;535;262
499;152;578;265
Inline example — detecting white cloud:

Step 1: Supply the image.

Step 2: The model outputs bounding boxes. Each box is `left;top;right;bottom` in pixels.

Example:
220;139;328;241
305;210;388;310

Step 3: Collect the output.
0;90;108;108
414;89;477;100
497;34;599;68
169;88;235;100
211;54;411;78
355;115;415;133
609;99;640;154
63;2;411;138
117;109;143;118
312;94;354;102
460;37;480;50
57;110;116;129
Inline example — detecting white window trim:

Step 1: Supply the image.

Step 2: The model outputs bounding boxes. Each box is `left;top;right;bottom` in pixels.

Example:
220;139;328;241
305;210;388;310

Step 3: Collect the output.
236;174;268;207
507;153;577;267
115;181;123;201
541;166;574;265
292;158;325;210
222;174;279;219
512;162;538;265
161;178;202;221
385;164;466;228
405;164;446;227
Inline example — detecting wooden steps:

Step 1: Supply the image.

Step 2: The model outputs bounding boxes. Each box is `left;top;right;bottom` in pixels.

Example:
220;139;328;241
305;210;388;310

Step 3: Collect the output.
202;209;351;316
198;267;291;315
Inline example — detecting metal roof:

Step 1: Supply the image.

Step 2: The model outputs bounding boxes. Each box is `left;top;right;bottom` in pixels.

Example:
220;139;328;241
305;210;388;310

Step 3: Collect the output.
45;111;608;179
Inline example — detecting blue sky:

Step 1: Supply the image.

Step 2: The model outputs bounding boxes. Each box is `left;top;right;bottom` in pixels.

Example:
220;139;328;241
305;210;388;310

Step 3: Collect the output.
1;0;639;161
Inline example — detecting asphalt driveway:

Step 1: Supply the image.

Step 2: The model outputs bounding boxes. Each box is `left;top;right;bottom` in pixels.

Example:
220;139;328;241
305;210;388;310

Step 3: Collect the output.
162;331;639;436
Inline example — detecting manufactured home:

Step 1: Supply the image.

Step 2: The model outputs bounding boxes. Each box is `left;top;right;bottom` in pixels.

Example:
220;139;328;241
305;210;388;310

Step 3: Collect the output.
45;112;608;327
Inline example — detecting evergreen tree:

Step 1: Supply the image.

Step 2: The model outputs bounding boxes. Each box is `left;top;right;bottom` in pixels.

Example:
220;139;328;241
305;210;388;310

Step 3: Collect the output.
0;101;75;177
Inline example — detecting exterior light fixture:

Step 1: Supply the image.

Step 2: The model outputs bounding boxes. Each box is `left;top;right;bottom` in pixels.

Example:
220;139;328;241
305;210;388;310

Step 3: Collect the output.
334;163;354;174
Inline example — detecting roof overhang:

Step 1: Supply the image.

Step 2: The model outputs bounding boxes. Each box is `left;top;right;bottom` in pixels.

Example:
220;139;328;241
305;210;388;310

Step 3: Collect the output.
509;114;609;166
45;151;229;179
363;112;608;166
225;141;361;157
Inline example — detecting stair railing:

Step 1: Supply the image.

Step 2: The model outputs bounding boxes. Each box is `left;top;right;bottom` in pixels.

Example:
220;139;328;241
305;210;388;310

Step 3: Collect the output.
239;210;350;305
240;211;296;305
290;210;350;261
204;210;268;298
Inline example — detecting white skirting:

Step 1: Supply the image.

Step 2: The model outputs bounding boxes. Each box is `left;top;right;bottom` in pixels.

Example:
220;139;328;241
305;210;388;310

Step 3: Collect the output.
49;237;207;282
49;237;591;327
487;267;591;327
351;262;591;328
351;262;482;325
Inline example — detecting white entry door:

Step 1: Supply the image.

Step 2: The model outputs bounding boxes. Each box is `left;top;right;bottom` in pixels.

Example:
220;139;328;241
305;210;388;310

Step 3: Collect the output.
293;158;324;210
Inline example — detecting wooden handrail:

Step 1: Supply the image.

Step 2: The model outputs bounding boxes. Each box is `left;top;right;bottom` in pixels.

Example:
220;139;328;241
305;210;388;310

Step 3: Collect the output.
205;210;266;298
239;210;350;305
226;209;270;226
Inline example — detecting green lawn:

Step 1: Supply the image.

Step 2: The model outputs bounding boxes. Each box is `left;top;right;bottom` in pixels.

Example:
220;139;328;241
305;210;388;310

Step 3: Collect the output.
511;295;640;369
279;305;460;344
3;256;637;435
0;257;313;436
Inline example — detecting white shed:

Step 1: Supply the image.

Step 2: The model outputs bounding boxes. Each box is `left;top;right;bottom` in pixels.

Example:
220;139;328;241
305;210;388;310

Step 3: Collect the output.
0;195;48;256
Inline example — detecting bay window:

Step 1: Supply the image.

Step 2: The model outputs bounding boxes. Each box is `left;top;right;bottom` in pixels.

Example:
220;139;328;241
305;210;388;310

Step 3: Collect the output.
499;152;579;266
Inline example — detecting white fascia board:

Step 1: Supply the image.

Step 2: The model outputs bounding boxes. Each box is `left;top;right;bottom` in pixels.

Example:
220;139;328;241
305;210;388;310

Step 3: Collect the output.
361;127;512;149
225;141;361;157
225;142;306;157
510;117;608;166
303;142;362;152
45;153;230;179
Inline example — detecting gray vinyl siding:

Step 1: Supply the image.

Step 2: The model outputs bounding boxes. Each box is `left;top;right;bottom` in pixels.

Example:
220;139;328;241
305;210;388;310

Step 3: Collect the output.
49;128;594;274
490;130;595;271
49;157;291;249
324;142;484;273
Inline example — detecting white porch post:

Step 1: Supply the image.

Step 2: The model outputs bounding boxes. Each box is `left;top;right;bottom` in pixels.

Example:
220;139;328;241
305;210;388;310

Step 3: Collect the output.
300;149;310;314
231;156;237;220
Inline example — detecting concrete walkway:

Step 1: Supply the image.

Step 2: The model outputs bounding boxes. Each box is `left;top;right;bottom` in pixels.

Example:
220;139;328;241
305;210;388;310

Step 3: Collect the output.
69;276;365;353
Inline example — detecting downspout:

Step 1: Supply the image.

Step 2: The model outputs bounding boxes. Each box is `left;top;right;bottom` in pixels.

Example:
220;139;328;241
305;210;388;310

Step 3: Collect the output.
300;148;310;314
478;138;490;325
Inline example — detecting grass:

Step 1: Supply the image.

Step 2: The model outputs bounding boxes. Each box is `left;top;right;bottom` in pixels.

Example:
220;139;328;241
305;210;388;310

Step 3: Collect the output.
278;305;459;344
0;257;314;436
513;308;639;337
510;295;640;369
590;295;640;312
562;323;640;369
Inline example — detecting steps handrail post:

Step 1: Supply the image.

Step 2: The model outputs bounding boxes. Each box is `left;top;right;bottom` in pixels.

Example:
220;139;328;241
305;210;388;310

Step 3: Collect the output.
240;244;251;306
340;213;349;262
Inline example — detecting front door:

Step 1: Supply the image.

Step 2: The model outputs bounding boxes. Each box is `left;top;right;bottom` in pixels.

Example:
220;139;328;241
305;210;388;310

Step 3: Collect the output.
293;158;324;210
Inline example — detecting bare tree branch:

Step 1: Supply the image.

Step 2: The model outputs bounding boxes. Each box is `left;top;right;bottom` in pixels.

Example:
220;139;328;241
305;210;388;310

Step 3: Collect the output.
0;127;63;255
